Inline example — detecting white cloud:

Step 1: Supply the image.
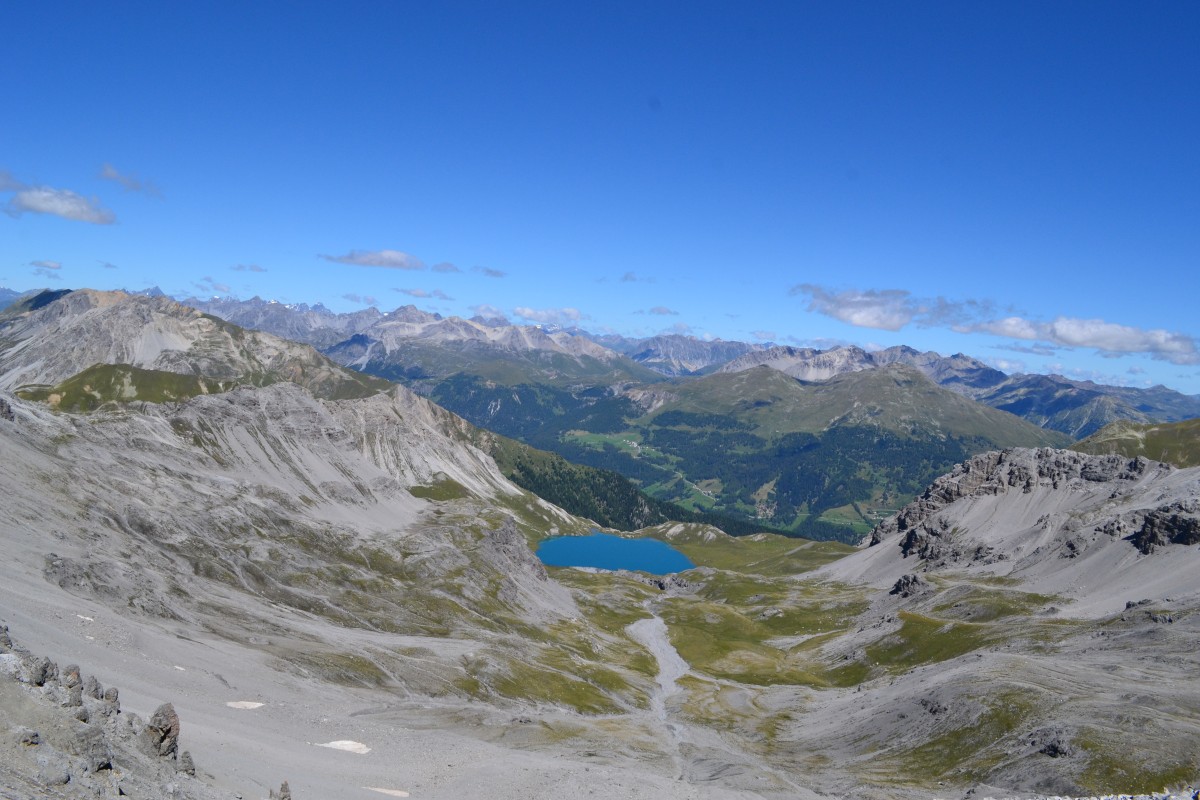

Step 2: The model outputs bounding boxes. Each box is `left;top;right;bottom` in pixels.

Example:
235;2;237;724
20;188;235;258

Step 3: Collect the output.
232;263;267;273
99;163;161;196
31;260;63;280
796;283;1200;366
469;304;507;321
974;316;1044;340
320;249;425;269
751;330;776;341
648;306;678;316
99;261;119;269
431;262;460;273
396;288;453;300
986;357;1027;374
342;293;378;306
7;186;116;224
513;306;583;325
474;266;507;278
975;316;1199;365
791;284;916;331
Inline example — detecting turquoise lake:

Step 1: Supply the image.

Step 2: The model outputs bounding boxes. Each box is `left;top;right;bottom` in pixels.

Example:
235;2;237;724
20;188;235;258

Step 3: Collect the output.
535;532;695;575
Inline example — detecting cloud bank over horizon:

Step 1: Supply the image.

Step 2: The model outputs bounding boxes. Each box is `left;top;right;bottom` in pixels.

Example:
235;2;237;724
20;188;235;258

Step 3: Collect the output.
793;284;1200;366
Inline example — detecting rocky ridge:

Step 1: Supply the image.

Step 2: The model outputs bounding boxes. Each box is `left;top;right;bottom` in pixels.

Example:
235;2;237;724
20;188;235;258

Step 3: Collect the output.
0;289;385;400
0;622;272;799
846;447;1200;609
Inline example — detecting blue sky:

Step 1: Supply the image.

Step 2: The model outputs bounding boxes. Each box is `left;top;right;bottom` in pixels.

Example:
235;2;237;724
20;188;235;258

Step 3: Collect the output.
3;2;1199;393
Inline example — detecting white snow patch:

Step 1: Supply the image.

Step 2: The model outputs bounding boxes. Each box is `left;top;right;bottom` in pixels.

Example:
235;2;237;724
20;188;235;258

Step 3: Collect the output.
76;614;93;622
173;665;186;671
365;789;410;798
315;740;371;754
225;701;264;709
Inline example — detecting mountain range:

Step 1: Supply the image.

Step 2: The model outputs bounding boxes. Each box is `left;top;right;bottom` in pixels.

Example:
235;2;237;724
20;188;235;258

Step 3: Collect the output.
112;292;1189;541
1;288;1197;798
173;294;1200;441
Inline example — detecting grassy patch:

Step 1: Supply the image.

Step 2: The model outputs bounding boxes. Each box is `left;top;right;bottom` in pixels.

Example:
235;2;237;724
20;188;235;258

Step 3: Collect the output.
284;650;391;687
18;363;231;410
876;692;1036;785
491;659;626;715
931;586;1059;622
863;611;996;672
1077;728;1200;795
408;476;471;501
650;528;853;576
661;583;867;687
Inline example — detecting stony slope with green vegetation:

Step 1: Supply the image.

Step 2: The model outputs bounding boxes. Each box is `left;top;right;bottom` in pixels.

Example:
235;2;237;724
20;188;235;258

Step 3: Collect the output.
1073;417;1200;468
3;288;1198;798
1;290;774;540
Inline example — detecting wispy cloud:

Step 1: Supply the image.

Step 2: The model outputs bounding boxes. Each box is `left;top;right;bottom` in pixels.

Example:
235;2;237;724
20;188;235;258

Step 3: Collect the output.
99;163;161;197
396;288;453;300
342;293;378;306
985;357;1027;374
232;263;267;273
513;306;583;325
431;262;460;273
474;266;506;278
970;316;1200;365
751;330;776;341
31;259;62;280
648;306;677;316
795;283;1200;365
193;276;231;295
321;249;425;269
1;171;116;224
469;303;508;322
99;260;119;270
993;342;1058;357
791;285;918;331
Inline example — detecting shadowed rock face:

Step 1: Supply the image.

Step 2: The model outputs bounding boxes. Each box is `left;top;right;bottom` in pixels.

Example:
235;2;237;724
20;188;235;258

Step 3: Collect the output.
1130;506;1200;553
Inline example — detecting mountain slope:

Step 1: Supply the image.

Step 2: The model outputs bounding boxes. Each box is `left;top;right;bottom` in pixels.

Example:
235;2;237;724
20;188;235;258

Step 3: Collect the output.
1073;416;1200;467
593;333;768;376
4;289;1199;798
720;343;1200;438
0;289;388;400
801;448;1200;794
548;365;1068;540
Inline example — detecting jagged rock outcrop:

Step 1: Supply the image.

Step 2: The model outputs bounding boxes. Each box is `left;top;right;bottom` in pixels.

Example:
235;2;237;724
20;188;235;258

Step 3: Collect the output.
889;573;930;597
142;702;181;758
825;447;1200;620
871;448;1162;547
0;623;260;799
1129;504;1200;553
